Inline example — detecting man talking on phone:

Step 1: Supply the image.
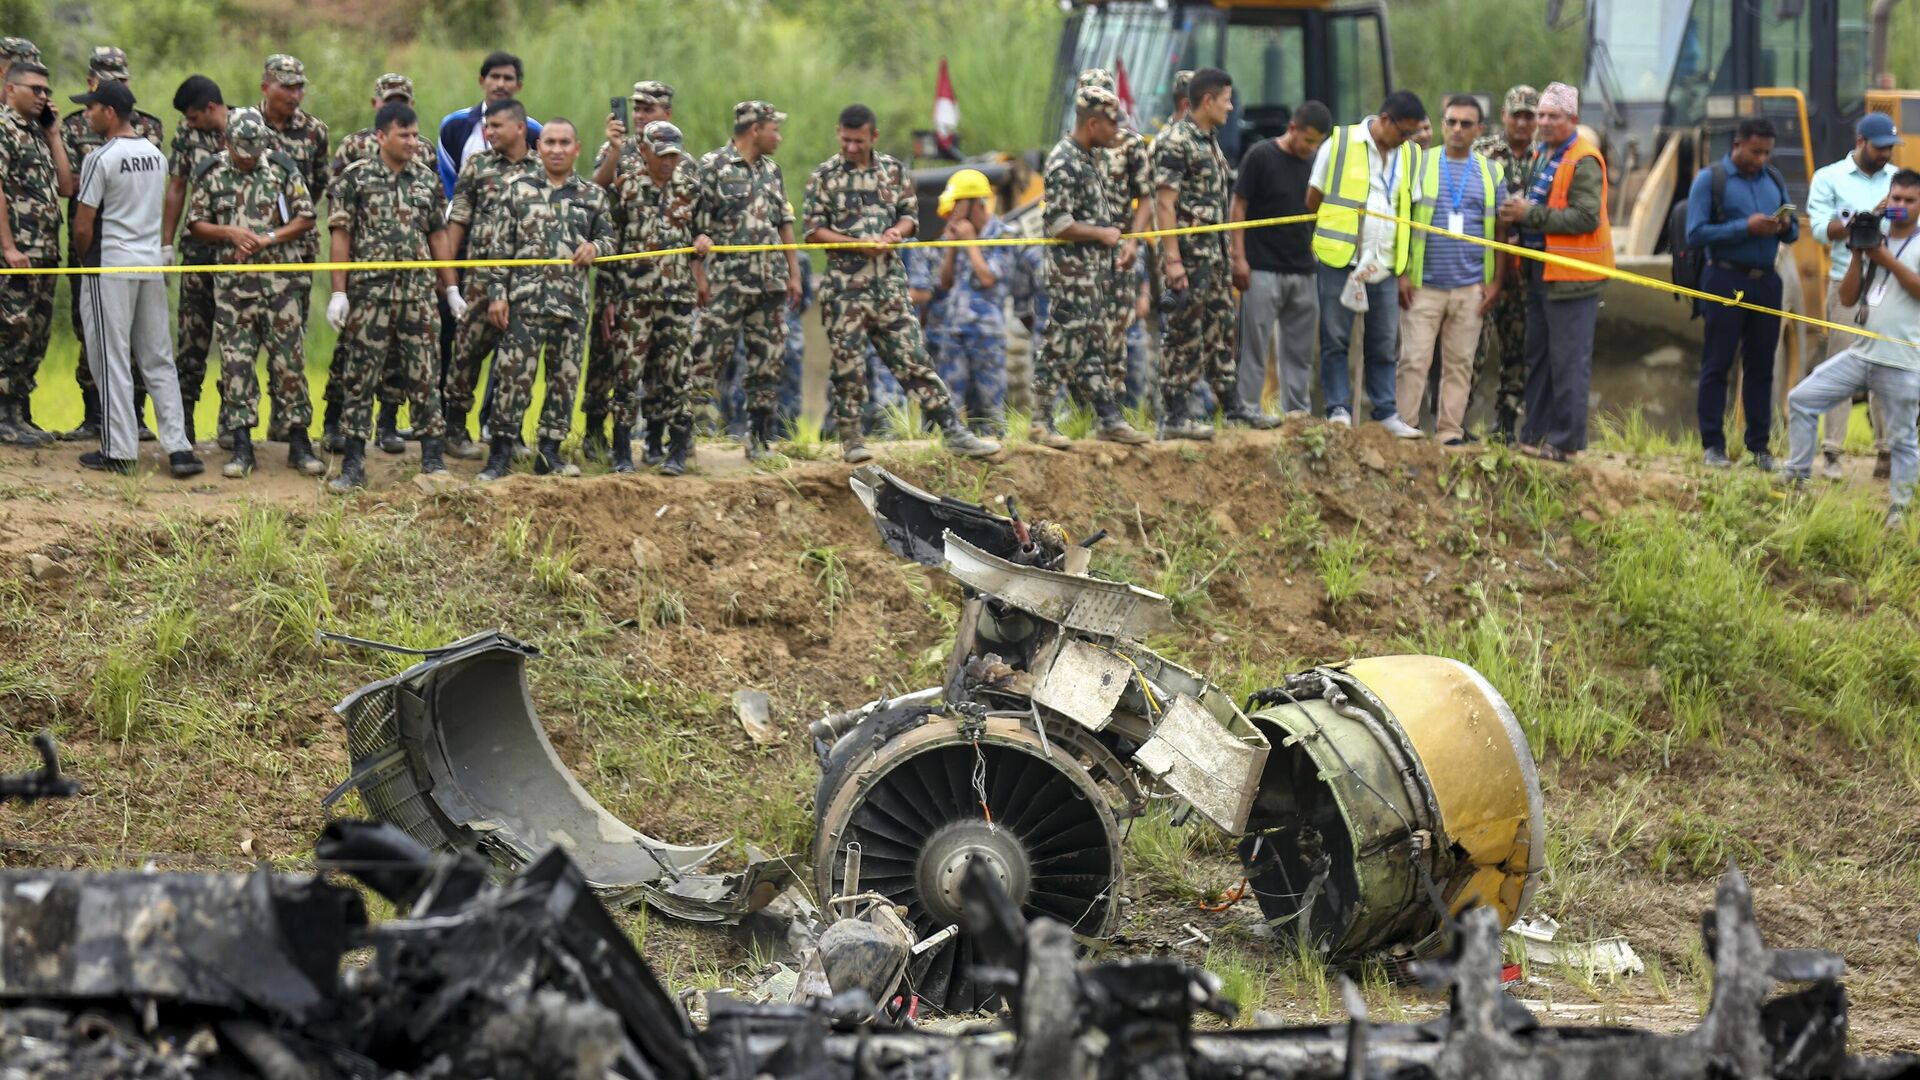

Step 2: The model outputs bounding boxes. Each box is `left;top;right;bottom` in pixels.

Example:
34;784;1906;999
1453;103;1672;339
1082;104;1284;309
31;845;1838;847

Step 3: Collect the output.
1686;117;1797;470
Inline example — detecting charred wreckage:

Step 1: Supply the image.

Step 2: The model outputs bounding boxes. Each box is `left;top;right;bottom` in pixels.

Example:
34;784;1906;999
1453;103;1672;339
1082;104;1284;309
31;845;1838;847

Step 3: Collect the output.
1;471;1914;1076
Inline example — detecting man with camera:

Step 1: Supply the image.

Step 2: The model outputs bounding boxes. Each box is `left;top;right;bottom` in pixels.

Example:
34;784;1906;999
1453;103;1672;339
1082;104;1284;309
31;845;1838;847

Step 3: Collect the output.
1806;113;1901;480
1782;168;1920;529
1685;117;1797;471
0;59;74;446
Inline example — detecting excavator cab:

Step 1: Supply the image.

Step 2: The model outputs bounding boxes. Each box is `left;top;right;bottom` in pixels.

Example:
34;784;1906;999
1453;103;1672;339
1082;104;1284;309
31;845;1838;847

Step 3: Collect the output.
1049;1;1394;163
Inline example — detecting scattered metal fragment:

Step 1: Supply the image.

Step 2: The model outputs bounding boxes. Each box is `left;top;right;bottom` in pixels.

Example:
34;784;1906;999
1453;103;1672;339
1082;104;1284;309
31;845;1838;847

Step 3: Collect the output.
324;630;794;922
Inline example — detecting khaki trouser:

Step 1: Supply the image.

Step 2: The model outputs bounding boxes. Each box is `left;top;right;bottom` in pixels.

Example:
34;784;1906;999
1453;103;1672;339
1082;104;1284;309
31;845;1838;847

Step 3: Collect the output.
1820;278;1886;454
1396;283;1485;442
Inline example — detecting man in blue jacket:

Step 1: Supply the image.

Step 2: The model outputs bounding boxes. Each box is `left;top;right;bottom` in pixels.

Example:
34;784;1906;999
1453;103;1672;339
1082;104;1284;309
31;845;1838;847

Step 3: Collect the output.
1687;117;1798;470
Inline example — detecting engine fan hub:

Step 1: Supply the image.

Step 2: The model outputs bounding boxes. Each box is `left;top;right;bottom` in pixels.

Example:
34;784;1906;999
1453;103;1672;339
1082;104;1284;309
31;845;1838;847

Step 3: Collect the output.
916;819;1032;926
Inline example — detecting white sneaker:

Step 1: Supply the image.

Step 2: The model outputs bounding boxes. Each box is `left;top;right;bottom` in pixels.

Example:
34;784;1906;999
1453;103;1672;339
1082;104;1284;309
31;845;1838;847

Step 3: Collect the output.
1328;408;1352;428
1381;414;1425;439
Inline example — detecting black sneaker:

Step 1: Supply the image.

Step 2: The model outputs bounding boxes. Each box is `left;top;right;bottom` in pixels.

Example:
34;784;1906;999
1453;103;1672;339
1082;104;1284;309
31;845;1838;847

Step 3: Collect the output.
168;450;205;478
79;450;133;474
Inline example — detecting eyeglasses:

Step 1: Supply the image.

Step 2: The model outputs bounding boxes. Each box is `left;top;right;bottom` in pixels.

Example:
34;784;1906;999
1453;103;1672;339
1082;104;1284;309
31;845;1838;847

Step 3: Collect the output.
22;85;51;97
1443;118;1478;127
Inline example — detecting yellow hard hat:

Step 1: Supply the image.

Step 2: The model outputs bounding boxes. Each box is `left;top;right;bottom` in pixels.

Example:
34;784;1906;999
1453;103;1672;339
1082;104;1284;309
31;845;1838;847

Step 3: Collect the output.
937;168;993;218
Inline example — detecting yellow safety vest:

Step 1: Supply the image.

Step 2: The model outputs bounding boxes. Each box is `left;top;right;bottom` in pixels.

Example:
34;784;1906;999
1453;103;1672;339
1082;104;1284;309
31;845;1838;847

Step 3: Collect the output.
1407;149;1502;289
1311;123;1416;274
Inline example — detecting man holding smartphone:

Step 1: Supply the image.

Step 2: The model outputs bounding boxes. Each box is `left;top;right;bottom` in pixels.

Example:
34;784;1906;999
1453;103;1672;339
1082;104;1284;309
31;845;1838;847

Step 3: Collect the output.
1685;117;1797;470
1783;168;1920;528
0;59;74;446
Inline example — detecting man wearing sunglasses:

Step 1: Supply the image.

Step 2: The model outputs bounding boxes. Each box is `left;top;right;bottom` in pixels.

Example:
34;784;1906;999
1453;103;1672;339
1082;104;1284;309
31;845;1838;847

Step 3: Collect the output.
0;60;75;446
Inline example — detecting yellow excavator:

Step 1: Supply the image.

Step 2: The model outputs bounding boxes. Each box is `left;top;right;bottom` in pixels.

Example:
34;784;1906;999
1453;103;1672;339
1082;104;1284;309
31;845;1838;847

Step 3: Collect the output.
1577;0;1920;425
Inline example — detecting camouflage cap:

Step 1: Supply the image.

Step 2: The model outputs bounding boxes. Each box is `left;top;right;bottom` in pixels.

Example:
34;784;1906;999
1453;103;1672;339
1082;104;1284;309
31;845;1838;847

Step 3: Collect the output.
89;46;130;81
631;80;673;107
642;119;685;157
1172;69;1195;100
227;107;269;154
1503;84;1540;116
263;54;306;87
1075;85;1121;123
1077;68;1115;92
0;38;40;64
733;100;785;126
373;73;414;102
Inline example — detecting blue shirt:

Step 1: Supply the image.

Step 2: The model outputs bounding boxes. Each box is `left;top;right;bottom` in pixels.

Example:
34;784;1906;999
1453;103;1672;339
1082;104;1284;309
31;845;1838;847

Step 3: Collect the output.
1422;152;1491;289
1520;135;1572;249
1684;154;1799;270
1807;152;1894;281
437;104;543;198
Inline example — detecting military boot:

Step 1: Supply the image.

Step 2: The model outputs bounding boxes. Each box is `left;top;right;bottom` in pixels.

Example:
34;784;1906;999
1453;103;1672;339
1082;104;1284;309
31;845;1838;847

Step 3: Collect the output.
842;437;875;464
59;388;102;442
376;402;405;454
610;424;636;473
322;399;345;452
643;421;667;467
287;428;326;476
181;401;198;447
222;429;255;479
1029;420;1074;450
475;436;515;483
659;420;693;477
328;438;368;494
0;399;28;446
1491;407;1519;446
134;388;155;441
581;413;611;463
13;394;51;445
1221;398;1280;430
1158;392;1214;441
445;408;482;460
936;408;1001;459
420;437;448;475
745;410;776;463
534;436;580;477
1096;399;1152;445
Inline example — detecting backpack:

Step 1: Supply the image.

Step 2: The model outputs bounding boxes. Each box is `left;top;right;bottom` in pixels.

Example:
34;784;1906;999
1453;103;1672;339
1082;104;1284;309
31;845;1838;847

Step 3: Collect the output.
1670;160;1790;295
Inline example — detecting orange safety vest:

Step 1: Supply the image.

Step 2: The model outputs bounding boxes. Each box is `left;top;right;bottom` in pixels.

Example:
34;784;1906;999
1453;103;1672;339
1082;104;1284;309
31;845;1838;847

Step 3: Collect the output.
1542;137;1614;283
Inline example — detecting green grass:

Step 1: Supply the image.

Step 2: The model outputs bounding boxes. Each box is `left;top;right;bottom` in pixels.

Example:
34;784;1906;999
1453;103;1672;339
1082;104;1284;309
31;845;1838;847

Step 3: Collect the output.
1314;530;1372;611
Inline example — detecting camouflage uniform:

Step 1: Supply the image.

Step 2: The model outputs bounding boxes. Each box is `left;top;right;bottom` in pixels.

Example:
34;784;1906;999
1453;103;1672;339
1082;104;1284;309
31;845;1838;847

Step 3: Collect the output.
61;52;165;397
169;122;226;415
186;127;317;433
0;104;61;400
256;58;329;264
477;171;615;442
444;147;539;417
1150;115;1235;408
1079;69;1154;397
606;136;698;430
926;217;1012;423
327;155;447;442
719;259;816;434
1040;120;1122;411
1471;85;1539;437
802;147;960;440
689;115;794;416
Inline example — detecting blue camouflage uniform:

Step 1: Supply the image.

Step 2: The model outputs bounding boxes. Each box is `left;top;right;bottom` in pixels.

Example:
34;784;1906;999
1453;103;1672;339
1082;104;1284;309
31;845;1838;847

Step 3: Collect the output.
926;217;1012;426
1005;236;1050;411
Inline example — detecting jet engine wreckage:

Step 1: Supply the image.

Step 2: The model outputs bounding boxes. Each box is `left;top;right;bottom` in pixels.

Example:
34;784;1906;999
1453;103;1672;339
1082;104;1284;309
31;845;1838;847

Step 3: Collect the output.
1;743;1916;1078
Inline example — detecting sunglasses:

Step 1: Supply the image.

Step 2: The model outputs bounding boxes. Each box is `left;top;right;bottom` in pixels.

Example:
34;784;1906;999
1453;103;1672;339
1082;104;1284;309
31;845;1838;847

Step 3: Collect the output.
1443;118;1478;127
22;84;51;96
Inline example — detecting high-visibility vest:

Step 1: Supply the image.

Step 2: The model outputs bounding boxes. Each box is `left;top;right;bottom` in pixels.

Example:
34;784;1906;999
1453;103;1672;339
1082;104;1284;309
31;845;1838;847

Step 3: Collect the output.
1541;137;1614;283
1311;122;1417;273
1408;150;1502;289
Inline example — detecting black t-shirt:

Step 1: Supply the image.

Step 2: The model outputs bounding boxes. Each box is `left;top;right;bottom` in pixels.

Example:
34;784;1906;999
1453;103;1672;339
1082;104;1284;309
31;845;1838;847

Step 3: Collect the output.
1233;137;1315;274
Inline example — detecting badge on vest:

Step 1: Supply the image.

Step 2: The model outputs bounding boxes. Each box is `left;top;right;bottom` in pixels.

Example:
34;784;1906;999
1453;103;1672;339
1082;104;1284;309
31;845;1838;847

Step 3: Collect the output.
1446;212;1465;235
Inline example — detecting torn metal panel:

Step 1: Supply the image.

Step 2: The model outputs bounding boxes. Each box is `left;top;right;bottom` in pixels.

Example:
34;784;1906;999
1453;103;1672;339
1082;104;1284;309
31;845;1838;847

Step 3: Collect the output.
943;530;1174;639
849;465;1026;567
1133;692;1268;833
327;630;793;923
1030;638;1132;731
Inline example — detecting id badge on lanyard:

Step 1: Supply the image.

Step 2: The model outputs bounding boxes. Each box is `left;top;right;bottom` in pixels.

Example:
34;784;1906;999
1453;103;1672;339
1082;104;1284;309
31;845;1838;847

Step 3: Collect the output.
1869;235;1915;307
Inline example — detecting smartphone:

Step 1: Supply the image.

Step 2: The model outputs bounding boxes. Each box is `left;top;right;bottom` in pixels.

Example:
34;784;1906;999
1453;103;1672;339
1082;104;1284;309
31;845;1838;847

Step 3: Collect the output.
611;97;629;129
1775;203;1797;222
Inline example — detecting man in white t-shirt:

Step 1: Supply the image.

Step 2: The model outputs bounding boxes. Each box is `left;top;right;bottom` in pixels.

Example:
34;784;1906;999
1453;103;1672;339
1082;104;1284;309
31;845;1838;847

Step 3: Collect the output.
1784;167;1920;527
69;78;201;476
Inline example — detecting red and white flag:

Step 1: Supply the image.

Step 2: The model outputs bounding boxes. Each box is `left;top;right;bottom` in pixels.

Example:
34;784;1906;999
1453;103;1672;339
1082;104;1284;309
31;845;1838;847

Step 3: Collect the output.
1114;57;1137;128
933;57;959;155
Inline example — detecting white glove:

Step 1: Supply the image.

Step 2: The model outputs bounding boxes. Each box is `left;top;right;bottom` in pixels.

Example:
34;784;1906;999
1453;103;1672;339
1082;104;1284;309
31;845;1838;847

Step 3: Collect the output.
444;286;468;321
327;291;350;331
161;245;175;266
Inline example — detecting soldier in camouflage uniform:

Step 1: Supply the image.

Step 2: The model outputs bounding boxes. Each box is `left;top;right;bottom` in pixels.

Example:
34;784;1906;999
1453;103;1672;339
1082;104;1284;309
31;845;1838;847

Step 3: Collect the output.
1076;69;1156;416
60;48;165;439
582;81;675;459
186;109;322;479
688;100;802;462
255;56;330;435
1471;85;1538;443
442;98;539;459
927;168;1010;431
801;103;998;463
325;101;464;492
320;74;439;454
471;119;614;481
160;75;230;449
1040;86;1150;447
607;120;698;475
0;58;75;446
1153;67;1259;438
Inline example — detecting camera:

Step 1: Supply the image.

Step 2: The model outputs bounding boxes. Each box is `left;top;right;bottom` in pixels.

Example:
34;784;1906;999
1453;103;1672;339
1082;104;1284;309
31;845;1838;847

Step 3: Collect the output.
1844;208;1885;251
